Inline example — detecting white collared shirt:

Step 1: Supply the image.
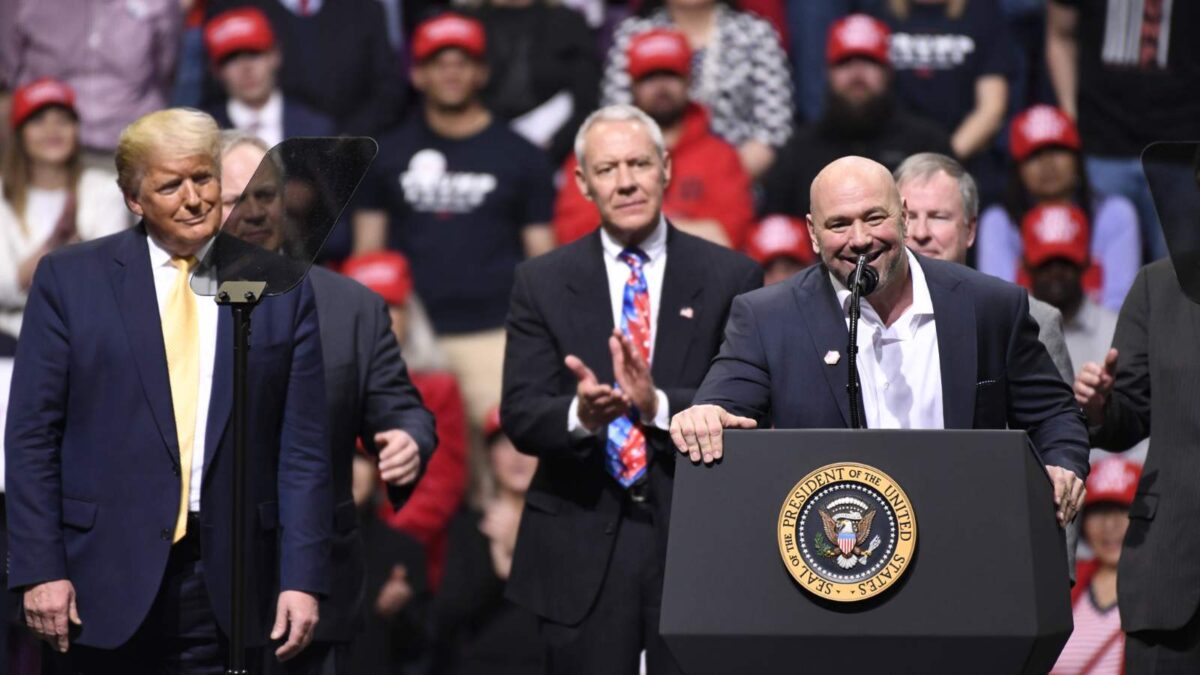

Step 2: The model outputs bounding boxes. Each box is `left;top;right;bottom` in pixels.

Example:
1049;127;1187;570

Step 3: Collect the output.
833;249;944;430
567;217;671;434
227;90;284;149
147;235;218;512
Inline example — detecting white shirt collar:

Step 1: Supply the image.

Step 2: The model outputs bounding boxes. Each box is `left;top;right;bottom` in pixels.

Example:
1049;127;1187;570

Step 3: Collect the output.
831;248;935;323
599;215;668;264
146;229;216;269
228;90;282;132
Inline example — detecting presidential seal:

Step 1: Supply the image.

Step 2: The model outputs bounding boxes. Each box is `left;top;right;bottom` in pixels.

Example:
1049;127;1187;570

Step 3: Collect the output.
777;463;916;602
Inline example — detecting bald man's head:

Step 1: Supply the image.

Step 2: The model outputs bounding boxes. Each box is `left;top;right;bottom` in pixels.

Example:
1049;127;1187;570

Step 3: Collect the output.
806;156;909;301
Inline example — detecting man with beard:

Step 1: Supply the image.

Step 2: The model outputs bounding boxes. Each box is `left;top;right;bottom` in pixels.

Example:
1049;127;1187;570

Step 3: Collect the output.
761;14;950;219
553;29;753;249
1020;204;1117;373
671;156;1090;530
352;12;555;430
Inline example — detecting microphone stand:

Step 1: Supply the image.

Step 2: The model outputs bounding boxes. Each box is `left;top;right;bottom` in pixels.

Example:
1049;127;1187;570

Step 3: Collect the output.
216;280;265;675
847;255;877;430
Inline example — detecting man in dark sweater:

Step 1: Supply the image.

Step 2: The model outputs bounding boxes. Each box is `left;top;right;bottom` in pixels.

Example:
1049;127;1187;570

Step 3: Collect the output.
205;0;405;136
762;14;950;219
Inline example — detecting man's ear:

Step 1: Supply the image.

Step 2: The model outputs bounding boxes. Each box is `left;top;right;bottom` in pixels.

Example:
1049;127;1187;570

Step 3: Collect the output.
806;215;820;256
124;192;144;218
661;150;672;187
966;217;978;249
574;165;594;203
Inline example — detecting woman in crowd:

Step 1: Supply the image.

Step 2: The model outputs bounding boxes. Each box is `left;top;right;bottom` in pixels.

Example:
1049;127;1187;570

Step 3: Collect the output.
461;0;601;165
976;105;1140;311
0;78;130;336
433;406;542;675
342;251;470;592
1052;458;1141;675
600;0;793;179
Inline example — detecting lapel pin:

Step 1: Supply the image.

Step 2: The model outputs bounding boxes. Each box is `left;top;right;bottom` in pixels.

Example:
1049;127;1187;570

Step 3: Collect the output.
679;307;694;319
824;350;841;365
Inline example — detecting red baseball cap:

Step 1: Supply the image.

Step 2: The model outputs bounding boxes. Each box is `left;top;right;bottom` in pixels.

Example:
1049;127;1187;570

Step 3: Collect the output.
826;14;891;66
342;252;413;307
1010;105;1080;163
412;14;486;62
10;78;77;130
483;405;503;441
1021;204;1090;268
744;215;816;266
205;8;275;67
627;29;691;80
1084;458;1141;508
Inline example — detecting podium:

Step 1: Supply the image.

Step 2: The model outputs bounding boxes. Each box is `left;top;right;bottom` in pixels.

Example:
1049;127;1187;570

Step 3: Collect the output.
660;430;1072;674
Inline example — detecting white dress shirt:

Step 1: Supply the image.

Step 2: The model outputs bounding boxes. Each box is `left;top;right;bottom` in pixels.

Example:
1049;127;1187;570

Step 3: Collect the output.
147;235;218;512
568;217;671;434
227;90;284;149
0;356;12;493
833;249;944;430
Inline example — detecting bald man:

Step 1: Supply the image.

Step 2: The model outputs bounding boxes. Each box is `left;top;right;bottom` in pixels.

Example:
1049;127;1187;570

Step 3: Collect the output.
671;156;1090;526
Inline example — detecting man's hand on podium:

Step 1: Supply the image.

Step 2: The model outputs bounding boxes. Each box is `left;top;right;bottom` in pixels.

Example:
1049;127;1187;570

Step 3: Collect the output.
1046;465;1086;527
670;404;758;465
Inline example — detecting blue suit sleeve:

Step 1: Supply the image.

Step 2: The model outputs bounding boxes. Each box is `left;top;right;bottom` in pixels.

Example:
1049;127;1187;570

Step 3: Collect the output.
277;279;333;595
1005;290;1091;480
5;257;70;588
693;293;772;426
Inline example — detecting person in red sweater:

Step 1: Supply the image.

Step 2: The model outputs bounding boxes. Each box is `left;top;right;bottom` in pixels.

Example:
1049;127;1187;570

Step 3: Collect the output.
553;28;753;249
342;251;469;591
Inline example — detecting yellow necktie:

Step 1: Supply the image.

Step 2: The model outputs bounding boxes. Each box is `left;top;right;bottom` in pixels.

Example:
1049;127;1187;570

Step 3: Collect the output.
164;256;199;542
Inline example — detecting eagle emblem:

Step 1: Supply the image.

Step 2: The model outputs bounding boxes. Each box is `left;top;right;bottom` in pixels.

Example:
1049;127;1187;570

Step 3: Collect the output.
818;497;883;569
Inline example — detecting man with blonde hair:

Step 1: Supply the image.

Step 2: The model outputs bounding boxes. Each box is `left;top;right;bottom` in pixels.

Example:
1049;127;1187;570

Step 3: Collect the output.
6;108;332;672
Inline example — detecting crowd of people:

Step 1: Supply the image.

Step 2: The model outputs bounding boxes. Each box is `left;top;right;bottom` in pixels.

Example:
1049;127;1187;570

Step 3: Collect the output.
1;0;1198;673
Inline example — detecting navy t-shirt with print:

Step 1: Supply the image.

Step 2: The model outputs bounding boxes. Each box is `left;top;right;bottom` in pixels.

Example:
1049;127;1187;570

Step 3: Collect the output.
358;115;554;335
875;0;1011;134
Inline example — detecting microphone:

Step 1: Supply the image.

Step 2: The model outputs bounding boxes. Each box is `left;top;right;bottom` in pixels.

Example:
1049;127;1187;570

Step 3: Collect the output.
846;254;876;429
851;256;879;296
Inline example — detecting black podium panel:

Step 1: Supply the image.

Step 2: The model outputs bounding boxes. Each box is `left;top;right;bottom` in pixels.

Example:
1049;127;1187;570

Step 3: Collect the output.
660;429;1071;674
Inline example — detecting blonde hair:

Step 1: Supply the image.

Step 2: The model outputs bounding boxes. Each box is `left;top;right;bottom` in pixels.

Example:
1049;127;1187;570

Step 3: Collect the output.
115;108;221;196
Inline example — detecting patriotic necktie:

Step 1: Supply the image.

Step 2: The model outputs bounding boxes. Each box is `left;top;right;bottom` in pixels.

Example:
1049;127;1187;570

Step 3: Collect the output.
606;247;651;487
164;256;199;542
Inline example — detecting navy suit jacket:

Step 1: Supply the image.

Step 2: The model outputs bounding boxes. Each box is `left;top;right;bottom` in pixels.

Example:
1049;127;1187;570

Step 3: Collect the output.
4;226;332;649
205;95;337;140
695;254;1090;479
500;226;762;625
307;267;436;642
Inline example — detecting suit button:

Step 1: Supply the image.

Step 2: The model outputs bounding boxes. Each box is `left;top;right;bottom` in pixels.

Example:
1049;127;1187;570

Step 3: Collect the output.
604;522;617;535
160;528;172;541
172;465;181;476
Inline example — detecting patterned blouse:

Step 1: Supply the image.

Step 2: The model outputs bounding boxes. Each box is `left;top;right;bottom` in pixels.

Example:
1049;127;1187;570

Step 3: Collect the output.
601;5;794;149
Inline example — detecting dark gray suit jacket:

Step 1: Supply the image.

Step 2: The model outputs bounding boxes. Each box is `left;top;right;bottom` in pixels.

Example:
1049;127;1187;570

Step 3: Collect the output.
1091;259;1200;633
500;225;762;625
308;267;437;642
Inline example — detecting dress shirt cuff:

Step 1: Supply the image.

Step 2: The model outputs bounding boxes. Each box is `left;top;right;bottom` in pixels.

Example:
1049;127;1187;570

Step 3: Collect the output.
644;389;670;431
567;396;598;439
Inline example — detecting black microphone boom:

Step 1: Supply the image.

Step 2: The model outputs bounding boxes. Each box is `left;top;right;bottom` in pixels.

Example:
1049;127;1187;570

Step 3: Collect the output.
846;254;876;429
